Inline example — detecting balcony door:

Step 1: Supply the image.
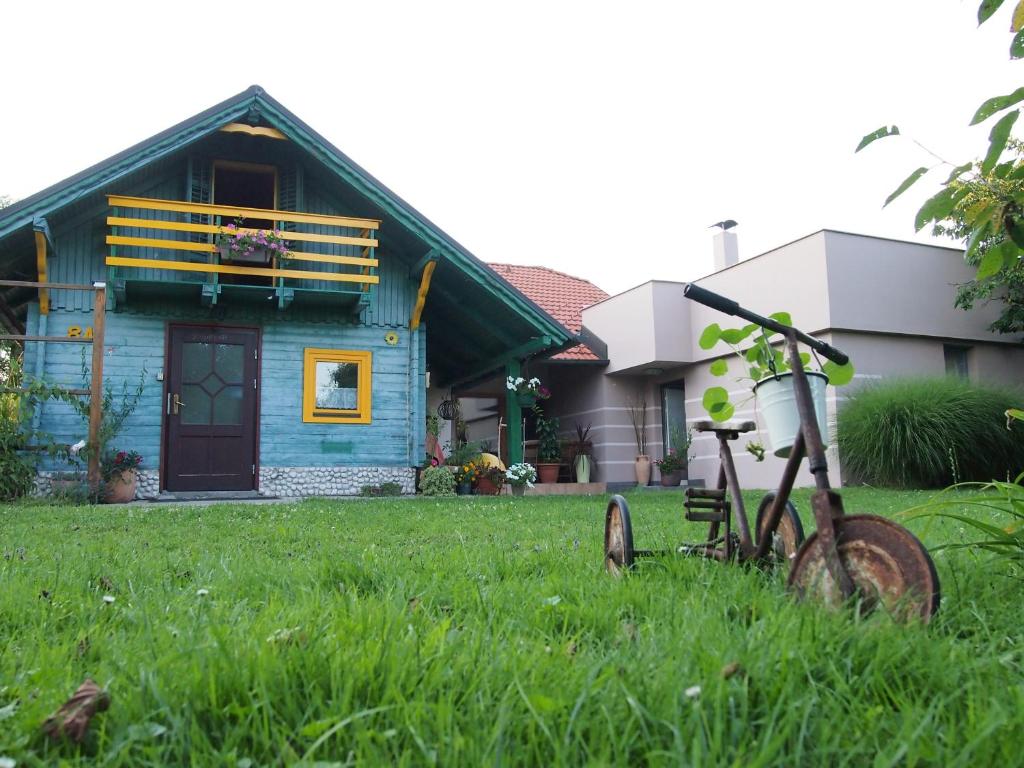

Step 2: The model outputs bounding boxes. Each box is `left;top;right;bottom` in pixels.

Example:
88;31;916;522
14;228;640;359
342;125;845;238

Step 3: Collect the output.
164;325;260;492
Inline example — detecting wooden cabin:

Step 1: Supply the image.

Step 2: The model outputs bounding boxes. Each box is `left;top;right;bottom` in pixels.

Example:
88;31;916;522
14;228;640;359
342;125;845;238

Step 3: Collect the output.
0;86;572;498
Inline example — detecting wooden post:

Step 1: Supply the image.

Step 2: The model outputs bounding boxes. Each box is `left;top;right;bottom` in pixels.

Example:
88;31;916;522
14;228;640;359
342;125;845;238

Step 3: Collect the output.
86;283;107;496
505;359;523;466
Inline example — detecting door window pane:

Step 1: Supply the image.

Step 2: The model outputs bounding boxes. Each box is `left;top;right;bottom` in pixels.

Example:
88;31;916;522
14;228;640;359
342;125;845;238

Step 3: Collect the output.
661;385;687;454
182;342;212;383
215;344;245;384
181;384;212;425
213;386;243;425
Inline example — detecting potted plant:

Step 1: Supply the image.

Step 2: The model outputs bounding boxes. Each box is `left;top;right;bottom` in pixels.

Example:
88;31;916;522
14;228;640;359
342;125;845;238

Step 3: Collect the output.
534;410;562;484
569;422;594;483
418;465;456;496
101;449;142;503
698;313;855;458
506;375;550;409
475;464;505;496
217;218;291;265
454;459;481;495
654;448;686;487
505;462;537;496
627;396;650;486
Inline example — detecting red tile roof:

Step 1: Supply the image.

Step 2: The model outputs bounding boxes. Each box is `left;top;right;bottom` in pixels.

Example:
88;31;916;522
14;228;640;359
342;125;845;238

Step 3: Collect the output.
488;264;609;361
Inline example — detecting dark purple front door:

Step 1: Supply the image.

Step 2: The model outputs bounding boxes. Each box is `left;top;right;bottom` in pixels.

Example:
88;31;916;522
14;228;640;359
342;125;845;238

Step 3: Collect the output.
165;325;259;491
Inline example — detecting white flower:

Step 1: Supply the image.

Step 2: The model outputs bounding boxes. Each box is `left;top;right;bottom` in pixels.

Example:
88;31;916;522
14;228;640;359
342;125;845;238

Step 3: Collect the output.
196;588;210;597
102;595;115;604
684;685;701;699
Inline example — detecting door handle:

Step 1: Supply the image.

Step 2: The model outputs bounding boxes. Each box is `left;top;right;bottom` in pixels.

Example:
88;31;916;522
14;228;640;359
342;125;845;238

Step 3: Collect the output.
172;393;185;415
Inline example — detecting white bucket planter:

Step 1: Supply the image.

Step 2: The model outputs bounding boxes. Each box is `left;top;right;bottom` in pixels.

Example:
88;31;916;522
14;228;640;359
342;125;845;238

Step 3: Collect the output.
752;372;829;458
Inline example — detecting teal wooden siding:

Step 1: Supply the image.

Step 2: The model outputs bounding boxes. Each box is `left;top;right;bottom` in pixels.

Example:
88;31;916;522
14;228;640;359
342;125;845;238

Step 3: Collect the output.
29;302;426;474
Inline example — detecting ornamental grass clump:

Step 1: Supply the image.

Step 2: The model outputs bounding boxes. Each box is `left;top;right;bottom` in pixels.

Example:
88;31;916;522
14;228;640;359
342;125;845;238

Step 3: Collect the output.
837;376;1024;488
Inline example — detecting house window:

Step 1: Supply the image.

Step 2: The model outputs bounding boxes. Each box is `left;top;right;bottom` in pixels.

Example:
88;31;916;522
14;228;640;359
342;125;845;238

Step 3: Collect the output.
943;344;970;379
303;348;372;423
661;382;688;456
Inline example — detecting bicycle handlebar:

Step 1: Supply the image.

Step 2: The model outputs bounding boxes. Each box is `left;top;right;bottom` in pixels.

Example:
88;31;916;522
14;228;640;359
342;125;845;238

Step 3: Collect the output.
683;283;849;366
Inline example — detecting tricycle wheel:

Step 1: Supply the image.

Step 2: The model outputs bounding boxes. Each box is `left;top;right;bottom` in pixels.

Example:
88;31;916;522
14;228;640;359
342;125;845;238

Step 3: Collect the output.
755;492;804;565
788;515;940;622
604;495;635;575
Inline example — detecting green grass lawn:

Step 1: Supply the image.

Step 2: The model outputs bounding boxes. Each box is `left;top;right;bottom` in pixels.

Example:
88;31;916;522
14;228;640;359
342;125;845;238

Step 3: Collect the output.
1;487;1022;766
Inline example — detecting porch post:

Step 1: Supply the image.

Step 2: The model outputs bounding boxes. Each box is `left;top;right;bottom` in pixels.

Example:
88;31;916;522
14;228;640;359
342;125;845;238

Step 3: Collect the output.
505;359;523;466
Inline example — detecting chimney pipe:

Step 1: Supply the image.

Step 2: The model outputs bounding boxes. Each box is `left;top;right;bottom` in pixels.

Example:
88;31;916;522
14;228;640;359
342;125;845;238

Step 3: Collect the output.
713;230;739;271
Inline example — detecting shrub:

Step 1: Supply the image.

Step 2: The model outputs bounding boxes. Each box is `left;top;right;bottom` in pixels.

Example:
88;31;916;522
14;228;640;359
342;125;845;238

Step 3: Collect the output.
837;377;1024;488
360;482;403;497
418;466;456;496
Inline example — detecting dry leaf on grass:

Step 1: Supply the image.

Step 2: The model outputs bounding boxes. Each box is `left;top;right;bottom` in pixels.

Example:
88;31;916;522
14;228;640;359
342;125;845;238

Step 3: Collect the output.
42;678;110;743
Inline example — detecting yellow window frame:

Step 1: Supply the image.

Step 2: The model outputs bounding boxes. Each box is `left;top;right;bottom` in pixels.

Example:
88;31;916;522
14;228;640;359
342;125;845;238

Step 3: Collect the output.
302;348;372;424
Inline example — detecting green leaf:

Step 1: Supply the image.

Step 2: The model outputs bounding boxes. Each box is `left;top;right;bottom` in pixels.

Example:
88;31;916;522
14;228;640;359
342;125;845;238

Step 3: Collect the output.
981;109;1021;175
822;361;855;387
884;167;930;207
702;387;729;410
856;125;900;152
977;239;1019;279
1014;0;1024;30
799;352;811;366
709;359;729;376
978;0;1007;25
707;400;735;422
1007;407;1024;424
944;162;974;184
719;325;756;345
1013;28;1024;58
1006;214;1024;248
915;186;970;231
698;323;722;350
768;311;792;326
964;224;991;263
971;86;1024;124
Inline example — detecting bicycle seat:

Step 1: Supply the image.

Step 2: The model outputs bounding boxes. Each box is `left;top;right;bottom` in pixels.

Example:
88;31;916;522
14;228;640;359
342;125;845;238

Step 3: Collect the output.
693;420;757;435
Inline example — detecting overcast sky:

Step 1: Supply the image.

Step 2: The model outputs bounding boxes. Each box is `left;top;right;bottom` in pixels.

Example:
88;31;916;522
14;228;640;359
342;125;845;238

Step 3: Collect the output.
3;1;1020;295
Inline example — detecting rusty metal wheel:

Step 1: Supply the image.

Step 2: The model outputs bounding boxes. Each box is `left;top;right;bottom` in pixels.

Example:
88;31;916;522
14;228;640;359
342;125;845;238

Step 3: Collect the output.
788;515;940;622
755;492;804;566
604;495;635;575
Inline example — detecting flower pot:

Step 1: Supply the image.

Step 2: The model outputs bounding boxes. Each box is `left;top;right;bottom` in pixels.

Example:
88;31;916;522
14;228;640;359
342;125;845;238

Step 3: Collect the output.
475;475;502;496
511;484;527;497
103;469;138;504
753;371;829;458
574;454;591;484
516;392;537;409
659;469;683;487
217;244;272;265
536;462;560;484
634;455;651;486
456;481;473;495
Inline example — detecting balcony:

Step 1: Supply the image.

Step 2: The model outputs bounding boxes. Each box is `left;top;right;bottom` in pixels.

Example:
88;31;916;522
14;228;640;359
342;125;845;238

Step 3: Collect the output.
105;195;380;311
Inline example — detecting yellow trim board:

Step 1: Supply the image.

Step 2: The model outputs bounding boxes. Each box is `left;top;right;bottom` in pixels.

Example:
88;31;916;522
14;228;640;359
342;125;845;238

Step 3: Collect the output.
410;259;437;330
220;123;287;140
302;348;372;424
34;231;49;314
104;237;378;268
105;217;378;248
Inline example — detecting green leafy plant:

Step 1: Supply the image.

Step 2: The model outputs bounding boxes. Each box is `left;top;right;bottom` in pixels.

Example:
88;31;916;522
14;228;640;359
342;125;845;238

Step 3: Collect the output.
418;466;456;496
446;441;482;469
101;449;143;482
535;410;561;463
905;474;1024;564
837;377;1024;488
698;315;855;422
654;430;692;473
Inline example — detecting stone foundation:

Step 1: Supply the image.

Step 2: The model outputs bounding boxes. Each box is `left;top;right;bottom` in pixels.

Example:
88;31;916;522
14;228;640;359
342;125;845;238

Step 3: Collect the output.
36;467;415;500
258;466;416;497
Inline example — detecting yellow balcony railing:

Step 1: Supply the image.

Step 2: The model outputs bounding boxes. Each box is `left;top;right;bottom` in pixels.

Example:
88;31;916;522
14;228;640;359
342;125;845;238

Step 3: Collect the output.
104;195;380;300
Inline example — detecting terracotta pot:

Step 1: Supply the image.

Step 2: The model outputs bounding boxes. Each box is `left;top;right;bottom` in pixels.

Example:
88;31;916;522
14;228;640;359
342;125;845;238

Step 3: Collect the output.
475;475;502;496
536;462;560;484
634;455;651;486
511;484;527;497
103;469;138;504
659;469;683;487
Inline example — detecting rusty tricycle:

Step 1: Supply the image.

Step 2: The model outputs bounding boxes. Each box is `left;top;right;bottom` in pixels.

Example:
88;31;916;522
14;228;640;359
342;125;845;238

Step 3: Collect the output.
603;283;940;621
